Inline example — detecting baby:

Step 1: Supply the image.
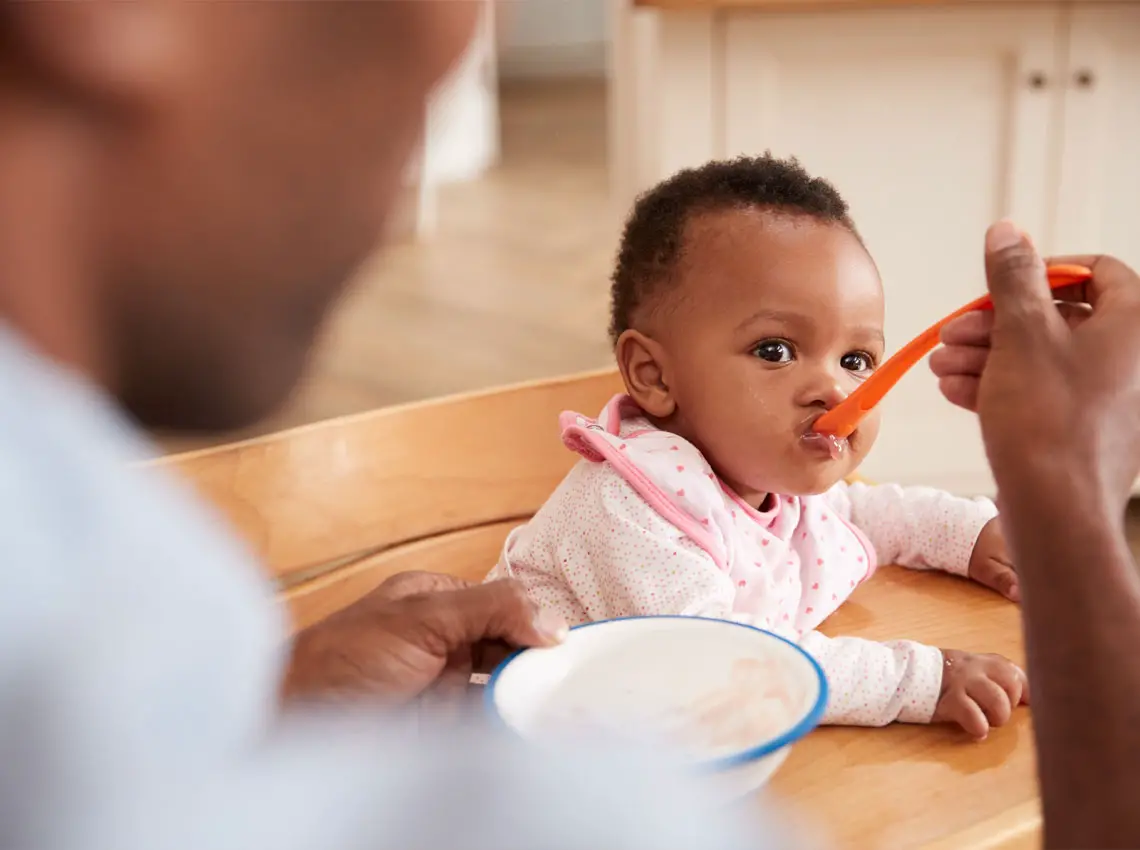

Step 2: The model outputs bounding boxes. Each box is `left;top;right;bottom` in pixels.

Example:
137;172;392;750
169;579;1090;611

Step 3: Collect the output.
487;155;1027;738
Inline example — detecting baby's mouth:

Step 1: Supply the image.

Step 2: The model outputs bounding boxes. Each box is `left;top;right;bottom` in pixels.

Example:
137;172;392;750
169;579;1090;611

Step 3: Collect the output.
799;414;851;460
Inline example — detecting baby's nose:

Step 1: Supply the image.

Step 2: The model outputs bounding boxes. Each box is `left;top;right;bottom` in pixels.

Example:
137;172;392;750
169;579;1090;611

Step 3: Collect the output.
806;378;849;410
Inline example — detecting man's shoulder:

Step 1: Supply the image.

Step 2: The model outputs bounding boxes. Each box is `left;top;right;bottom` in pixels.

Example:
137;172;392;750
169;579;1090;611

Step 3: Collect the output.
0;346;280;653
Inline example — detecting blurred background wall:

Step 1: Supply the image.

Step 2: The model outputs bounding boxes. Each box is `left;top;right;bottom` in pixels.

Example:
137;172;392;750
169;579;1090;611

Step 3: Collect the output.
163;0;1140;506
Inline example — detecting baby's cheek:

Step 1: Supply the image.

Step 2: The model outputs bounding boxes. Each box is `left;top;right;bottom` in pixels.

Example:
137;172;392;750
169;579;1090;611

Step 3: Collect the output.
699;389;781;442
851;411;883;460
705;425;788;492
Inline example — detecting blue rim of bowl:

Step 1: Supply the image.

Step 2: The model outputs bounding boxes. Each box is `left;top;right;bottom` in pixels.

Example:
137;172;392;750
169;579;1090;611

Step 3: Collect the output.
483;614;828;773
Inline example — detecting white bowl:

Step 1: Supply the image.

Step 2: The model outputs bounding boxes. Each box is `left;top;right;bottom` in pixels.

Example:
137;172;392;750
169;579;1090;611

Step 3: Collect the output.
485;615;827;800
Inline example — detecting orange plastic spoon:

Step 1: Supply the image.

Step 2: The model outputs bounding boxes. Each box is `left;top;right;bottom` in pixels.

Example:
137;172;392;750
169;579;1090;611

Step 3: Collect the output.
812;263;1093;439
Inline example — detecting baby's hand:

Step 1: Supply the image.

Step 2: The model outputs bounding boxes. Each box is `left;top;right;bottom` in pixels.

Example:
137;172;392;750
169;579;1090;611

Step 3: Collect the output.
968;518;1019;602
933;649;1029;739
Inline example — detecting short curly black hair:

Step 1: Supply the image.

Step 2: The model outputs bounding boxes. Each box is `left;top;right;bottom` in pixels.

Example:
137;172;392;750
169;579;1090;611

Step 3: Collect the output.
609;154;859;344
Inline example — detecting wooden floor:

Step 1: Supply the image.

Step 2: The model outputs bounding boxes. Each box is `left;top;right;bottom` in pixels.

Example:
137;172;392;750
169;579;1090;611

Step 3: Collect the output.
159;79;615;453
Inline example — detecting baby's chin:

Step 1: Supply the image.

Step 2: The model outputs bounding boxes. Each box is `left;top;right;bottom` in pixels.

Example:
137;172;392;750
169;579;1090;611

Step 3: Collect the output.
783;479;845;497
755;465;854;498
731;435;873;499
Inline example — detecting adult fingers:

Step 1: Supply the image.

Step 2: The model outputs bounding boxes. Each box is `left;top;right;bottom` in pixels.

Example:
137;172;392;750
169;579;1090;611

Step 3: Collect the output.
983;221;1064;340
418;646;477;727
376;571;474;603
929;344;989;379
472;638;516;675
1045;253;1104;270
938;299;1084;347
1045;254;1140;309
937;375;980;412
940;310;994;348
1044;254;1100;307
415;580;568;658
1053;300;1095;330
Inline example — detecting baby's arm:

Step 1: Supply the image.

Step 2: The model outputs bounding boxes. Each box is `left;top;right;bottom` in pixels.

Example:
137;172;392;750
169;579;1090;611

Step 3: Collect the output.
797;632;942;726
826;481;997;575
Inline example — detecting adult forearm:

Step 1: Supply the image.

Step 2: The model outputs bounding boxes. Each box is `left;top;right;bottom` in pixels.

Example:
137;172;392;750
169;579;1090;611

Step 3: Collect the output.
1002;492;1140;848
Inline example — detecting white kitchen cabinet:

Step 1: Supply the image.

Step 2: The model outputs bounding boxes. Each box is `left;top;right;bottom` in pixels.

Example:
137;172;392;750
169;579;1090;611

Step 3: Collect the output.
1054;4;1140;272
722;7;1062;494
609;1;1140;496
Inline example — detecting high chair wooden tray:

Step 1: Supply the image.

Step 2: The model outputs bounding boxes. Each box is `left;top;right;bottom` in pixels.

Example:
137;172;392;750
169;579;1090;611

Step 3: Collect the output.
771;565;1034;850
155;369;1037;850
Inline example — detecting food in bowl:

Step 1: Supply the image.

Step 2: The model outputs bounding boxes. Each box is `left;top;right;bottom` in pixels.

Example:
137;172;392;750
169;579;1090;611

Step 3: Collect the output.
535;657;799;755
486;616;827;797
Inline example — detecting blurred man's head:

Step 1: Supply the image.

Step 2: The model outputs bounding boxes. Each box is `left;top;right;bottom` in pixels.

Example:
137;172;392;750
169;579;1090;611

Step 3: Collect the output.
0;2;476;430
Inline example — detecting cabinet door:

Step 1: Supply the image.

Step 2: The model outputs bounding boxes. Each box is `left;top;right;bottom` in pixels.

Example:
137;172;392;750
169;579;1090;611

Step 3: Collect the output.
1054;4;1140;273
610;6;722;214
723;7;1065;495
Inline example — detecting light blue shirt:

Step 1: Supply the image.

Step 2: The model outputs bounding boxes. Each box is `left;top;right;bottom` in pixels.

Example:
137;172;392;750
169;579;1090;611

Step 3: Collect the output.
0;330;789;850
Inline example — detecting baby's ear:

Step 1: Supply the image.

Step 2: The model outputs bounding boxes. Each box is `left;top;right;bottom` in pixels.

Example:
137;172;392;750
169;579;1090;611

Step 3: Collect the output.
615;330;676;418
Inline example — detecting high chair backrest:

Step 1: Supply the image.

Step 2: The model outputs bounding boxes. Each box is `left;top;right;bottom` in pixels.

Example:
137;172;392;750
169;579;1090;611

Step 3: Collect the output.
152;369;625;631
155;367;867;632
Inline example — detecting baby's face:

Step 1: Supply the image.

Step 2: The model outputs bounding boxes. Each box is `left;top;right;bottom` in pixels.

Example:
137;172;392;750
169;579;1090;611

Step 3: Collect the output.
654;208;885;500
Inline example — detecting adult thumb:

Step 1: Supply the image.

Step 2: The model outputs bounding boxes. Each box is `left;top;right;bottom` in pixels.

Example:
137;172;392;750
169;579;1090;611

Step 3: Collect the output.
422;580;568;653
983;220;1060;336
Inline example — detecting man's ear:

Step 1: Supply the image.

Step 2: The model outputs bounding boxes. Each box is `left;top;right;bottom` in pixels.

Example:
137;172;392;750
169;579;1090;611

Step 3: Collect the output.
5;3;192;106
615;329;676;418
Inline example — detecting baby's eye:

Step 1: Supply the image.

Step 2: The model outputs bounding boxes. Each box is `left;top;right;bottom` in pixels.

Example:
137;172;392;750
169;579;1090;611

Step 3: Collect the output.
752;340;795;363
840;351;875;373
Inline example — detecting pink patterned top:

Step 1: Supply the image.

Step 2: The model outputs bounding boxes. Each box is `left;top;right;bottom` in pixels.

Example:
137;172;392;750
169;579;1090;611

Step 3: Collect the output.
486;395;998;727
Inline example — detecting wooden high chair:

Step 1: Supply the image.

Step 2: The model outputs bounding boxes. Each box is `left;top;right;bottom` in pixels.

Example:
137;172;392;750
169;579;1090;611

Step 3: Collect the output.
154;368;624;631
155;369;1039;850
